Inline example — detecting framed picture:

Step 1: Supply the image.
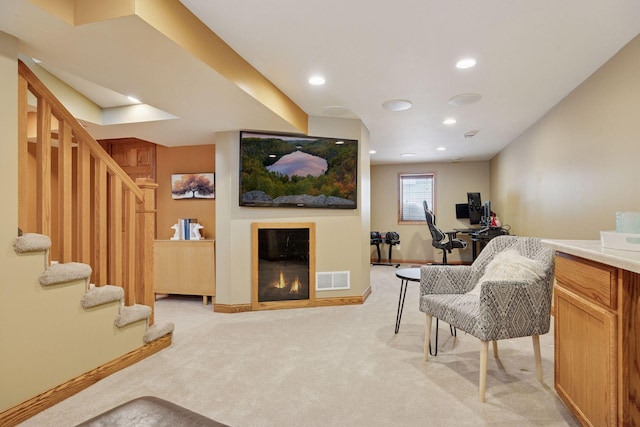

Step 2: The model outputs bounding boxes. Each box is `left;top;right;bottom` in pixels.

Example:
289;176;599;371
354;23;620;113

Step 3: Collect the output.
171;173;215;199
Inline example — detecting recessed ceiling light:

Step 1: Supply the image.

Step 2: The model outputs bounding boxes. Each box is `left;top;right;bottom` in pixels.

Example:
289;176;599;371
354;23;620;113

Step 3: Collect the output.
456;58;477;69
309;75;326;85
400;153;416;157
436;147;446;151
369;150;377;154
127;95;141;104
443;118;456;125
449;93;482;106
383;99;412;112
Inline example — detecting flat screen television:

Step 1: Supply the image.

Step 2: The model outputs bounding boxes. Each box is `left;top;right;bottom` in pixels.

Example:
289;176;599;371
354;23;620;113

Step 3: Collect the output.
467;192;482;225
239;131;358;209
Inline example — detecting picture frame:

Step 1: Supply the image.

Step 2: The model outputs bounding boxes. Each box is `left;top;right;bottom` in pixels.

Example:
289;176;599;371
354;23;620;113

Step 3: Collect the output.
171;172;215;199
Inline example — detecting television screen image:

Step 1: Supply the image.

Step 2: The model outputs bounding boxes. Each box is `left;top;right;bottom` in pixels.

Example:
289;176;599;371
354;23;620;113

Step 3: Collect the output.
239;131;358;209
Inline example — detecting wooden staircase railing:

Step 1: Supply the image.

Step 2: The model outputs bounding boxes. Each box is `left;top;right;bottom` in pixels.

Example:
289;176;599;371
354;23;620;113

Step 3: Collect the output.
17;60;157;323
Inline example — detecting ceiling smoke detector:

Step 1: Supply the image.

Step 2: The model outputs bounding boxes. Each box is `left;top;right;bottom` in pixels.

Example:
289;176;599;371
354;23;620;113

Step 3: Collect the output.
464;130;479;139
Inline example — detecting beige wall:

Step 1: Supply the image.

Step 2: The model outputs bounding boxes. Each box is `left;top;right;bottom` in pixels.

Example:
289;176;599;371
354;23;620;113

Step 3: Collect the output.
215;117;371;305
1;34;146;412
371;161;490;264
491;33;640;240
156;144;216;240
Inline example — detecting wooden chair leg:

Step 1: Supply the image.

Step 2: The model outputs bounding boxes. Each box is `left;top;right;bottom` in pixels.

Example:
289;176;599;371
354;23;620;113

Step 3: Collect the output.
479;340;488;402
532;335;543;381
492;340;499;358
424;314;433;361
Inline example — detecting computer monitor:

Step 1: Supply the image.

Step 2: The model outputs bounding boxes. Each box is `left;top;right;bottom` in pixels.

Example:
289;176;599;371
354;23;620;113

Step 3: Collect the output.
467;192;482;225
482;200;491;226
455;203;470;219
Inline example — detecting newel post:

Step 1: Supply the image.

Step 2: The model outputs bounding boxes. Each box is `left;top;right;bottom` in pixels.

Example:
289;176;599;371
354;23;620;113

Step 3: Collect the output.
136;178;158;325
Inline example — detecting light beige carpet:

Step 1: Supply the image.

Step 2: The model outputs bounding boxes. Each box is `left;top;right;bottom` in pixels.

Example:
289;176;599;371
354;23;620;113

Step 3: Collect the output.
19;265;580;426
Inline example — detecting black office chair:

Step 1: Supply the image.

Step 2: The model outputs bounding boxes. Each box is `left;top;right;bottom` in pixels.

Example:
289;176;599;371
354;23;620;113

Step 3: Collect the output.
423;201;467;265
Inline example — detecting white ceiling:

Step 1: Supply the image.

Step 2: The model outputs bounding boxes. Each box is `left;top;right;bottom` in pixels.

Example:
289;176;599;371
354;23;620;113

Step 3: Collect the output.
1;0;639;165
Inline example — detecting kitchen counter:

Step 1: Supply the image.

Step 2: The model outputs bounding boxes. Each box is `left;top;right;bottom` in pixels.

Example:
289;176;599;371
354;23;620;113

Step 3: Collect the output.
541;238;640;274
543;238;640;426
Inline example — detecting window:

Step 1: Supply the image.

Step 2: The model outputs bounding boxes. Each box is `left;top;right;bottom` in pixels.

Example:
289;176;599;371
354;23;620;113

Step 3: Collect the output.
399;173;434;223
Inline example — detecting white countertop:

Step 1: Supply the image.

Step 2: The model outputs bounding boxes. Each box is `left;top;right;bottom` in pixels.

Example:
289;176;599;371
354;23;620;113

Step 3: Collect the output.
541;239;640;274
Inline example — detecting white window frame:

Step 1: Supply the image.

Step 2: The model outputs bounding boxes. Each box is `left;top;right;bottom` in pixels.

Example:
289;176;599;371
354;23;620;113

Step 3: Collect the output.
398;173;435;224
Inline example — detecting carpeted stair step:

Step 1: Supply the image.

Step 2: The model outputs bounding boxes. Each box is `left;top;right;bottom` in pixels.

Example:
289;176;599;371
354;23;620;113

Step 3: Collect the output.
115;304;152;327
144;322;175;343
81;285;124;309
13;233;51;253
39;262;92;286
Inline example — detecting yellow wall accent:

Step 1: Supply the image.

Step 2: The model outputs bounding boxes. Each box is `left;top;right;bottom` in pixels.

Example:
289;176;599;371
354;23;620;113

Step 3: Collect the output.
28;0;309;134
133;0;308;134
27;0;76;25
74;0;135;25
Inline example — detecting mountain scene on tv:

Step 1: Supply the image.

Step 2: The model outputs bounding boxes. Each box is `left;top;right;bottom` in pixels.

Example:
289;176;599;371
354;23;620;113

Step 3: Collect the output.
240;133;357;208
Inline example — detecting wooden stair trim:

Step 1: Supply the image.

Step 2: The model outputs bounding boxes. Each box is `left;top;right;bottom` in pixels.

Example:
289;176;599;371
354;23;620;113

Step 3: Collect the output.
0;334;172;427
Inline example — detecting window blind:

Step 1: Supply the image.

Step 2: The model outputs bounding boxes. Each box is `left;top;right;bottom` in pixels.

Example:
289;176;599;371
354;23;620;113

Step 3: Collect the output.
400;174;434;222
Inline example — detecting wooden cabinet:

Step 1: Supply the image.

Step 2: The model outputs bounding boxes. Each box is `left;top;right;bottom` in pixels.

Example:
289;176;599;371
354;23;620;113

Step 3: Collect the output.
554;252;640;426
154;240;215;304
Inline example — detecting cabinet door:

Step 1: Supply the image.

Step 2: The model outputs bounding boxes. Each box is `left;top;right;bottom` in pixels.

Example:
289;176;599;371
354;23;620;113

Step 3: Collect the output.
154;241;215;296
102;138;156;181
555;285;617;427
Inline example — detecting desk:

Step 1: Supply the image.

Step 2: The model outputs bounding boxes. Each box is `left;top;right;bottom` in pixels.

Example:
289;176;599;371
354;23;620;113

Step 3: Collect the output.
395;268;454;355
455;228;509;260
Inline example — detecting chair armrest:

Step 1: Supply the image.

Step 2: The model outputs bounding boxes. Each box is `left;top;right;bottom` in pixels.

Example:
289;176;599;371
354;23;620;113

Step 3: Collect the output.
420;265;473;295
478;279;552;340
445;231;459;239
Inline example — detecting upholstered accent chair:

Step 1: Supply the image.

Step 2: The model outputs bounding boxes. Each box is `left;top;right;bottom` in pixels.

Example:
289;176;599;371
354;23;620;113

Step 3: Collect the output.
419;235;555;402
423;201;467;264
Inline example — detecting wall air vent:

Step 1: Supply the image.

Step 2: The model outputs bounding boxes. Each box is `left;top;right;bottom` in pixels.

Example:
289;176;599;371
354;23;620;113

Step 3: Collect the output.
316;271;350;291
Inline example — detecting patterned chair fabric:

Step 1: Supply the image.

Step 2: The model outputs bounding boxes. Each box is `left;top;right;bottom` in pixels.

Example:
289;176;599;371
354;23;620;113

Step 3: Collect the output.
419;235;555;342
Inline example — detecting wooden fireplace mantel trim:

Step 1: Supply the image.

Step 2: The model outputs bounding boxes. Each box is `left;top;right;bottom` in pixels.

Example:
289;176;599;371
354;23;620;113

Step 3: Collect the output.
213;285;372;313
251;222;316;311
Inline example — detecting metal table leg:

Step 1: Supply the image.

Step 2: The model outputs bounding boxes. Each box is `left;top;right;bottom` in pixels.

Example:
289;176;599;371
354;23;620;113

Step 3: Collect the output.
394;278;409;334
429;319;457;356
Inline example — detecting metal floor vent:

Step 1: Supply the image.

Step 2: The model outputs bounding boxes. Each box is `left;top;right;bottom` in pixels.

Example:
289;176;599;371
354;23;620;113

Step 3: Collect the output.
316;271;350;290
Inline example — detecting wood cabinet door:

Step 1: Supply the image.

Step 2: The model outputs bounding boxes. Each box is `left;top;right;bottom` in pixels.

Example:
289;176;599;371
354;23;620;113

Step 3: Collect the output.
154;240;215;297
555;285;617;427
101;138;156;181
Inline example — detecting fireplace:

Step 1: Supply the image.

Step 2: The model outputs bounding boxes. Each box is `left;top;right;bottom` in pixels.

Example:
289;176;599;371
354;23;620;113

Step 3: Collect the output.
251;222;316;310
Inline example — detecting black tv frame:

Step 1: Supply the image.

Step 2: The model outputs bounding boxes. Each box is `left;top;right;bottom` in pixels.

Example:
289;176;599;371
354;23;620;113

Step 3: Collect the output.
239;130;358;209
